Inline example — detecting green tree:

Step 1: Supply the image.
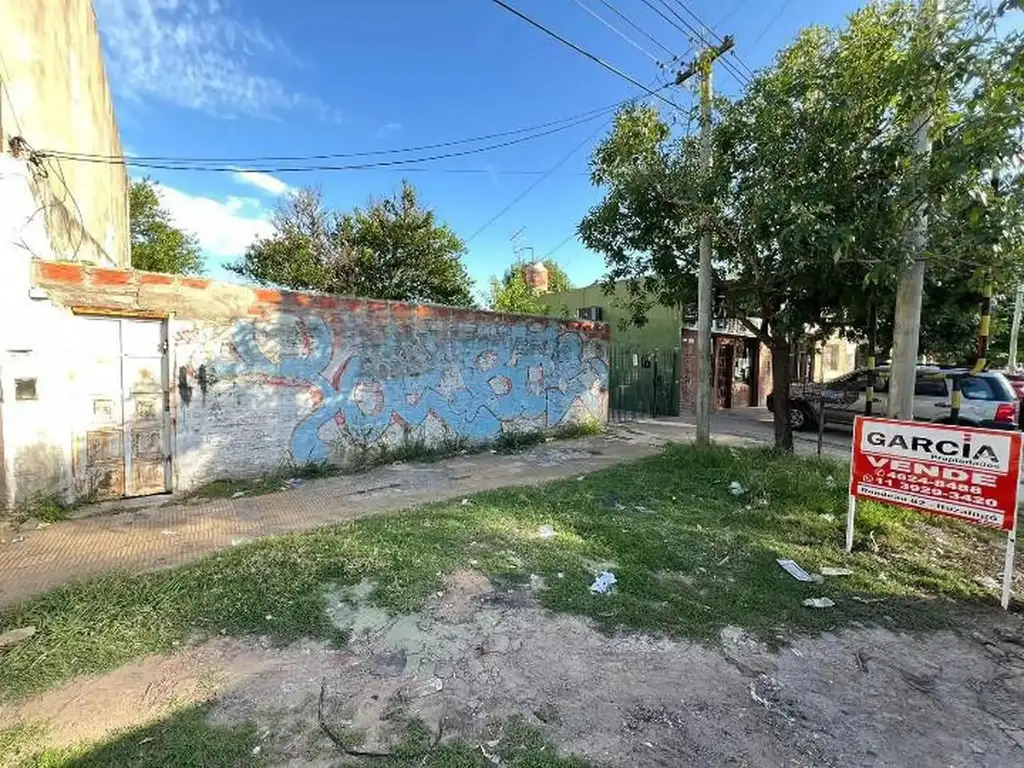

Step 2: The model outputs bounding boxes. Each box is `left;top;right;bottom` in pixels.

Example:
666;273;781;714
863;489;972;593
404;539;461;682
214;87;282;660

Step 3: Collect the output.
486;259;572;314
129;178;203;274
230;182;475;306
580;0;1024;450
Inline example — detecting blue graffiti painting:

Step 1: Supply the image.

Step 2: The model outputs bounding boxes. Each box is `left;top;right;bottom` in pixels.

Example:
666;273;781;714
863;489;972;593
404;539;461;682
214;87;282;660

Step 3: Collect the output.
213;313;608;462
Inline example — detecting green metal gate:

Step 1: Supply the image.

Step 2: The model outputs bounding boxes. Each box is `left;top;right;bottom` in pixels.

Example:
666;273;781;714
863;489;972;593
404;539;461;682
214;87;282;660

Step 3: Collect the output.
608;345;680;421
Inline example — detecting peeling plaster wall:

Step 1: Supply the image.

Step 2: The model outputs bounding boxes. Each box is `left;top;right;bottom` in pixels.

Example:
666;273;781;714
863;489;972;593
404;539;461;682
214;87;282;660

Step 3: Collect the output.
11;259;609;504
0;0;129;267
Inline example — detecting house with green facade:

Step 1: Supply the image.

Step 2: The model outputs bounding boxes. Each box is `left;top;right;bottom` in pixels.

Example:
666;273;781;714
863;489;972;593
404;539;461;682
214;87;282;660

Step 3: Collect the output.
542;281;684;349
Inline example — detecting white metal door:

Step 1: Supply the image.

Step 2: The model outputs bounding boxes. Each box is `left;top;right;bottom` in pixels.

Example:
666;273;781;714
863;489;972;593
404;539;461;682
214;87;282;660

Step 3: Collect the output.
75;316;170;498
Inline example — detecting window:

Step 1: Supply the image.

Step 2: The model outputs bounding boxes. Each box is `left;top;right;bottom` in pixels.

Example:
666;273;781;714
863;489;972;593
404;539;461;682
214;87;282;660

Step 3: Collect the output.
961;377;996;401
576;306;604;322
15;378;37;401
915;376;947;397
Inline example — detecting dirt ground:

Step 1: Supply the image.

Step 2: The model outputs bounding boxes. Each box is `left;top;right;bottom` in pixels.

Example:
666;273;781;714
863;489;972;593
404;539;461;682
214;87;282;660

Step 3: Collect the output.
5;569;1024;767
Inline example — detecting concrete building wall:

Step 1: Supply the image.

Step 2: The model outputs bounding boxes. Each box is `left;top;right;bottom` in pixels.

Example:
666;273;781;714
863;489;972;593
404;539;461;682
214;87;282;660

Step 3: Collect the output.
0;0;129;267
0;248;609;507
544;282;683;349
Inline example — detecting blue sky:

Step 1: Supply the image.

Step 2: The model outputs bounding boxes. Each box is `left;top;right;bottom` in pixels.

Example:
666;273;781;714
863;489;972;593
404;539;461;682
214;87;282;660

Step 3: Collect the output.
93;0;869;295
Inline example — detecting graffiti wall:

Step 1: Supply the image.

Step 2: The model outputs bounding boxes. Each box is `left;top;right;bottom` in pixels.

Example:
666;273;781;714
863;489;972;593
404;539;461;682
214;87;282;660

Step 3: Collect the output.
21;261;608;499
171;304;608;488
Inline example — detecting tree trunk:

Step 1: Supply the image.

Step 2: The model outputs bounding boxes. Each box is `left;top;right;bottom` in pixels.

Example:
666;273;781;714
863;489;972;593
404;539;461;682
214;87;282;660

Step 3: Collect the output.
770;339;794;451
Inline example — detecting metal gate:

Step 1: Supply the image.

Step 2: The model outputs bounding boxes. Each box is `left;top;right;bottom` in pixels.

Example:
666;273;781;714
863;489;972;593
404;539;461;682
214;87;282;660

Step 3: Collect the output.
73;316;171;499
608;345;680;421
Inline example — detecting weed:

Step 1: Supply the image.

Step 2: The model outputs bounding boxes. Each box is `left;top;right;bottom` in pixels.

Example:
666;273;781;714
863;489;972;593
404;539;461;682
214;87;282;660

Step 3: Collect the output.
8;490;99;525
493;430;546;453
551;418;604;439
1;444;1004;701
348;434;472;470
182;461;340;502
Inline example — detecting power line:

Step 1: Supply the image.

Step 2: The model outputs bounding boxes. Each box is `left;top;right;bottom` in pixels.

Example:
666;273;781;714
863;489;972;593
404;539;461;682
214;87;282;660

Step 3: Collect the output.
466;124;605;243
489;0;684;110
659;0;753;84
712;0;747;29
636;0;750;87
42;109;652;175
570;0;661;63
592;0;677;60
668;0;756;78
471;74;677;259
41;101;629;166
542;232;580;260
751;0;794;48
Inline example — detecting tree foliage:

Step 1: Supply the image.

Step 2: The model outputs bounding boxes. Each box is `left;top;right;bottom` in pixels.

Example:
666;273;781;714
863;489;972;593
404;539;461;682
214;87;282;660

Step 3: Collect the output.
486;259;572;314
230;182;475;306
580;0;1024;449
129;178;203;275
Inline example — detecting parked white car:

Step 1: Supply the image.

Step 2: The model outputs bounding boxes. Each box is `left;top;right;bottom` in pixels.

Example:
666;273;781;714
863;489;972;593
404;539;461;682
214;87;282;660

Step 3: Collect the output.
767;366;1020;431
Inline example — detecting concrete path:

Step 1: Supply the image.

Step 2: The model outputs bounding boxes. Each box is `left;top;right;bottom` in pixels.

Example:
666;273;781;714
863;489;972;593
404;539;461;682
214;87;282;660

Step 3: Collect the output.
0;409;846;608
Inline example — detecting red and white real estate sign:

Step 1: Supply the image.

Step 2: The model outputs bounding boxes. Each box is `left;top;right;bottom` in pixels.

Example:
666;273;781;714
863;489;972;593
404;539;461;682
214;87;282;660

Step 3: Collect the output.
851;417;1022;530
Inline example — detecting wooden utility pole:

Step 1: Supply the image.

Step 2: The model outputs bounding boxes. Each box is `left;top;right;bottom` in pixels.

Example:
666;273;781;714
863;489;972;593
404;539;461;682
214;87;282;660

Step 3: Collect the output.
888;0;944;419
677;36;734;446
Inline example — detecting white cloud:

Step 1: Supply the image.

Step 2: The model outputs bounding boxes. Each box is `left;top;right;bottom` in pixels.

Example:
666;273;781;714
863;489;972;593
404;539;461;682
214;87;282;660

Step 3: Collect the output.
376;122;403;136
233;170;291;196
94;0;340;120
155;183;274;257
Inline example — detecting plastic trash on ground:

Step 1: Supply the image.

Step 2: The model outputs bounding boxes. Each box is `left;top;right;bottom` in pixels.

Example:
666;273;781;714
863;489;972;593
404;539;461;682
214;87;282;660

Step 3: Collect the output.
538;525;555;539
729;481;746;496
802;597;835;609
777;558;817;582
589;571;617;594
820;566;853;577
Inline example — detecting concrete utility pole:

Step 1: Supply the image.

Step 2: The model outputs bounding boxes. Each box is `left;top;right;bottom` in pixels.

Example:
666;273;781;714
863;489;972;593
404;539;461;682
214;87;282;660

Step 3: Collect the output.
1009;285;1023;370
888;0;944;420
677;36;734;447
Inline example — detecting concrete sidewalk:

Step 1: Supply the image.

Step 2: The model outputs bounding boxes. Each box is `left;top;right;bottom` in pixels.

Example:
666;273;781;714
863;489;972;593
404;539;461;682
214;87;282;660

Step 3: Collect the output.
0;412;842;608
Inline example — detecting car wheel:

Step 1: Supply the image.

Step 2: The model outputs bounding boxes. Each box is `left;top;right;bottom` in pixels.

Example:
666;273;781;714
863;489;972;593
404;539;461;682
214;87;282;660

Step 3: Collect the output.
789;406;808;431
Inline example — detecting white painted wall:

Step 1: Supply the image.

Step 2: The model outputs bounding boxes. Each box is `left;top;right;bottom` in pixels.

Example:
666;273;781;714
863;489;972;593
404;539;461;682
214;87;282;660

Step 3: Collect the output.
0;156;81;506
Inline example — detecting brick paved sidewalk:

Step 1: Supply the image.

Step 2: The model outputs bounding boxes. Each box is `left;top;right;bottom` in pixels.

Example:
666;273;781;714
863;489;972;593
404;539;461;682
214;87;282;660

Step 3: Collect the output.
0;431;676;607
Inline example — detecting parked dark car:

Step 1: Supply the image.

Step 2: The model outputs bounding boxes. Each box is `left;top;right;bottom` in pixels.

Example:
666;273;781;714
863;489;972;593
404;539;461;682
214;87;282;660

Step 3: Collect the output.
767;366;1019;431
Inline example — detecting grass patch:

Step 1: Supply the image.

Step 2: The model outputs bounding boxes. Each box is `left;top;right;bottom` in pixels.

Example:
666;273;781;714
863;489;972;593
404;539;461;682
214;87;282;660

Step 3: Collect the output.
5;705;259;767
493;430;547;453
7;491;99;525
0;444;1007;701
182;461;340;502
4;712;585;768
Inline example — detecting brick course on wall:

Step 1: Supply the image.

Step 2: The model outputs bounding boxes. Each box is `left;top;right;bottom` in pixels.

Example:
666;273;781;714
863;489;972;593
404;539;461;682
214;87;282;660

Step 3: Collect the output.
24;261;610;500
